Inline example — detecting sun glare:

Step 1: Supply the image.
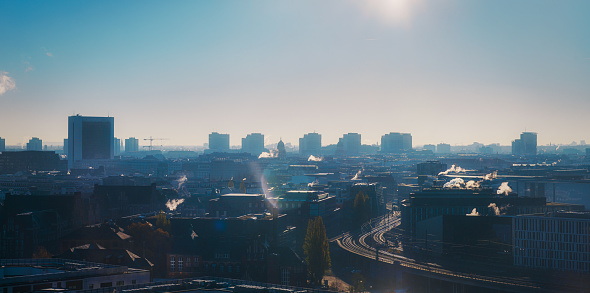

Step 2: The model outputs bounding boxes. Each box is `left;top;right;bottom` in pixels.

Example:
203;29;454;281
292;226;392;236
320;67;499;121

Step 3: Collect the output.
360;0;422;27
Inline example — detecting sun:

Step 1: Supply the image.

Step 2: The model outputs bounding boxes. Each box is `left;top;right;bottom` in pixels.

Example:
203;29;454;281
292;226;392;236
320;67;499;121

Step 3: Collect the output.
360;0;422;27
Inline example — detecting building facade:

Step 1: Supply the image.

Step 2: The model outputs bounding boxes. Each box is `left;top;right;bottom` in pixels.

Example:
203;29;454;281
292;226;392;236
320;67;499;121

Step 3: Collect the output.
299;133;321;156
209;132;230;152
381;132;412;153
26;137;42;151
68;115;115;169
242;133;265;156
125;137;139;153
513;212;590;272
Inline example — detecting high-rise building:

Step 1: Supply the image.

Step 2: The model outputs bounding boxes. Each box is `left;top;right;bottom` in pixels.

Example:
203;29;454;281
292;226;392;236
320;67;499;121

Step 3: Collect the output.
114;137;121;156
277;139;286;160
338;133;361;155
0;137;5;152
437;143;451;154
381;132;412;153
68;115;114;169
63;138;68;155
26;137;42;151
512;132;537;156
423;144;436;153
299;133;321;156
242;133;265;156
125;137;139;153
209;132;230;152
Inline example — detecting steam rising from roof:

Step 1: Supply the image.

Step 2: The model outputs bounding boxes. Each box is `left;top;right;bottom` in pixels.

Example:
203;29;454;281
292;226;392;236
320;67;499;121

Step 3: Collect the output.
166;198;185;211
466;208;479;216
308;155;323;162
438;165;471;176
497;182;512;195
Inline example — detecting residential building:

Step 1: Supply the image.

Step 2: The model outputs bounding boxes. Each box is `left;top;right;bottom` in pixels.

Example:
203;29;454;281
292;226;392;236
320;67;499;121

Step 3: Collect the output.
242;133;265;156
338;133;361;156
437;143;451;154
125;137;139;153
512;132;537;156
381;133;412;153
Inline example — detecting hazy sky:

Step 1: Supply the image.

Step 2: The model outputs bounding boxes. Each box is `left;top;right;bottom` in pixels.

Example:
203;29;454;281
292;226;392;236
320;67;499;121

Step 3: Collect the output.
1;0;589;147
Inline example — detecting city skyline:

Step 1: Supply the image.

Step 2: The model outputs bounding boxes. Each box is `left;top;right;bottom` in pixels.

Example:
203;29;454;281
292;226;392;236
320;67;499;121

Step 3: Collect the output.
1;1;589;147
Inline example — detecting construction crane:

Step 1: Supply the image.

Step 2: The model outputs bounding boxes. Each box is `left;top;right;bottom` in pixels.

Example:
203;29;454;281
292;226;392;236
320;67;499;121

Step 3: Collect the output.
143;136;169;151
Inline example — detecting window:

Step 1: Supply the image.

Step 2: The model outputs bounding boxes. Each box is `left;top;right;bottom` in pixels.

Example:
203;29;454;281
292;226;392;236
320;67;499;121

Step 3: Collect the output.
116;281;124;286
170;256;175;271
281;268;290;286
179;258;183;272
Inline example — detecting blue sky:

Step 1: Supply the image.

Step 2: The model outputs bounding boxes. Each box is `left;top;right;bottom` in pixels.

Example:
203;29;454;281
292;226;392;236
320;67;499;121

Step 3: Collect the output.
1;0;589;147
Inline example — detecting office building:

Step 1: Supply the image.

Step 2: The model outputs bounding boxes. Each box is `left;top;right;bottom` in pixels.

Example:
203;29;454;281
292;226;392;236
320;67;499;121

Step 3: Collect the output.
513;211;590;272
381;132;412;153
338;133;361;156
437;143;451;154
63;138;68;155
114;137;121;156
208;132;230;152
0;137;5;152
68;115;115;169
423;144;436;153
125;137;139;153
0;151;65;174
299;133;321;156
512;132;537;156
26;137;42;151
242;133;265;156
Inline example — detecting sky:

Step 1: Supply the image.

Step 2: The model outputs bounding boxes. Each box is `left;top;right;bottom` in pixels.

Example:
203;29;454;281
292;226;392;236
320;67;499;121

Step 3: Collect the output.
1;0;589;148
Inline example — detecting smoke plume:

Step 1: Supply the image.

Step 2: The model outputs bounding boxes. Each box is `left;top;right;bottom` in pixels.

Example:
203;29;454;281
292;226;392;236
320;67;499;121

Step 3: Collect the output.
488;203;500;216
483;171;498;181
352;170;362;180
497;182;512;195
166;198;185;211
465;180;481;189
259;150;278;159
308;155;323;162
443;178;465;189
466;208;479;216
438;165;470;176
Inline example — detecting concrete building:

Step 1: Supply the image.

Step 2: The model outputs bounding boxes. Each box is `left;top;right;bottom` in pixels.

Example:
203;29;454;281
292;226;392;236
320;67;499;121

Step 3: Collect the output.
114;137;121;156
242;133;265;156
512;132;537;156
209;132;230;152
513;211;590;272
381;132;412;153
125;137;139;153
437;143;451;154
423;144;436;153
338;133;361;156
26;137;42;151
0;137;5;152
63;138;68;155
68;115;115;169
299;133;321;156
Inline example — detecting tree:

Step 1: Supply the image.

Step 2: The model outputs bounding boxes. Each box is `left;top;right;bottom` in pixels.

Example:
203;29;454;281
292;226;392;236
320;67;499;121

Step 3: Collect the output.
156;211;170;231
303;216;331;285
353;191;371;226
32;246;52;258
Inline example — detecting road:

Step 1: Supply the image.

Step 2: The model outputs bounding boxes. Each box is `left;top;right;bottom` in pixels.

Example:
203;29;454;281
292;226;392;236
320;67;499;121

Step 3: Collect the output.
333;212;554;293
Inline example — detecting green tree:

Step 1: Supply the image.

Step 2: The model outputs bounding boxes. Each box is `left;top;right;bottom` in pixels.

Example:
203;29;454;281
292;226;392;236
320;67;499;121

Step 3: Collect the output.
156;211;170;231
353;191;370;226
303;216;331;285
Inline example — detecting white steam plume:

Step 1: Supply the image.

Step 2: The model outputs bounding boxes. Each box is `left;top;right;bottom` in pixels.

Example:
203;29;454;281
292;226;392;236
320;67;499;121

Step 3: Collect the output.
497;182;512;195
466;208;479;216
308;155;323;162
0;72;16;96
488;203;500;216
308;179;320;187
439;165;471;176
166;198;185;211
258;150;278;159
483;171;498;181
352;170;362;180
465;180;481;189
443;178;465;189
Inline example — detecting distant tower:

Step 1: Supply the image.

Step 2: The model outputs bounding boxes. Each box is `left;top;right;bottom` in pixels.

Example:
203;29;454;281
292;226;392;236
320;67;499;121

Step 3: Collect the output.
277;139;286;160
26;137;43;151
242;133;265;156
381;132;412;153
63;138;68;155
114;137;122;156
512;132;537;156
68;115;114;169
338;133;361;155
125;137;139;153
209;132;230;152
437;143;451;154
0;137;5;152
299;133;322;156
